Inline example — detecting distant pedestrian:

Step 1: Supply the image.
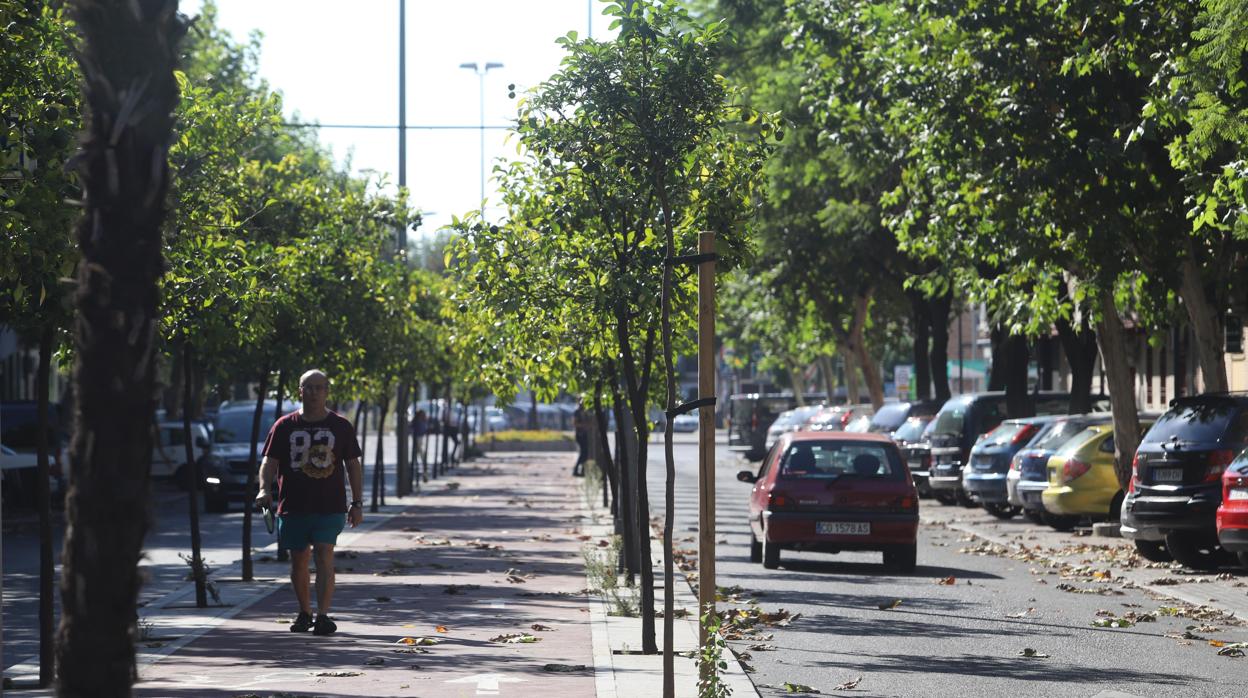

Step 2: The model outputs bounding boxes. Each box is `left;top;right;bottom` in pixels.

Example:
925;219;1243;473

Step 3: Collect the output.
412;408;429;482
255;369;363;636
572;403;590;477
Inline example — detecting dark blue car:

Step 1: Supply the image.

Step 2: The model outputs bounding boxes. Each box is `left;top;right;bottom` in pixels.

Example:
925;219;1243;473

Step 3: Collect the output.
963;416;1063;519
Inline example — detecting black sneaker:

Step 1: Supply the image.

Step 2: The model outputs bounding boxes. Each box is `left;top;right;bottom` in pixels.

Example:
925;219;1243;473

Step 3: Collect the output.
312;614;337;636
290;611;313;632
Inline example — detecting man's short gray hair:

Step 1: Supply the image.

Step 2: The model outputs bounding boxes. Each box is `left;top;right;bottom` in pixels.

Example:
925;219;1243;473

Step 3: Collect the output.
299;369;329;388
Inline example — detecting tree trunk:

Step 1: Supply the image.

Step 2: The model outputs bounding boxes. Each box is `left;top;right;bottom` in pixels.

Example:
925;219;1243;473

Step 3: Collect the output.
371;391;391;513
840;347;859;406
608;360;637;581
1056;315;1097;413
1096;289;1142;489
657;180;677;691
36;325;55;685
182;344;208;605
241;366;271;582
272;369;289;563
929;289;953;402
987;325;1007;391
1037;335;1054;391
817;354;837;401
443;384;454;470
789;363;806;405
909;291;932;401
395;381;410;496
529;389;539;430
359;402;369;472
1178;248;1228;393
592;379;616;512
848;295;885;409
57;2;183;692
1004;333;1033;418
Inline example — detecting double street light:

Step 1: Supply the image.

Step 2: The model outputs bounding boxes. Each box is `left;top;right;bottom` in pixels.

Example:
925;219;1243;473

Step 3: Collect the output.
459;61;504;212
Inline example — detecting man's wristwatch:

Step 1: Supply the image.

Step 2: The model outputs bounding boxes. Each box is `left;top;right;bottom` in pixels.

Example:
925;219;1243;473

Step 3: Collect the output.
350;501;362;509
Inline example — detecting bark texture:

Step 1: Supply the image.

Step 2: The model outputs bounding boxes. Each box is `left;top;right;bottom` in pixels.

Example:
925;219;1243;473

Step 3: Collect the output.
929;290;953;402
1096;290;1142;489
1178;248;1228;393
58;1;184;693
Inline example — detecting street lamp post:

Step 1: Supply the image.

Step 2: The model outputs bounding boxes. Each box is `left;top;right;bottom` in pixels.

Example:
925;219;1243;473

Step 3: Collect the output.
459;61;503;212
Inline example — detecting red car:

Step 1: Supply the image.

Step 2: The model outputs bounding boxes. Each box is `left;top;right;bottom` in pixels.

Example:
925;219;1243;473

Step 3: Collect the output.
1216;455;1248;568
738;431;919;572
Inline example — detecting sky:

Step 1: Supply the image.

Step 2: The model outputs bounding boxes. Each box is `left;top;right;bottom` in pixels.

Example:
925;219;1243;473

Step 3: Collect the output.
183;0;607;237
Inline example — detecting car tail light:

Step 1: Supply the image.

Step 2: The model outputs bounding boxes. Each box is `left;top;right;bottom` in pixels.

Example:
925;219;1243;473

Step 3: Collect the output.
1204;449;1236;483
1129;453;1140;493
751;413;758;431
1061;458;1091;484
1012;424;1040;445
896;494;917;510
1010;454;1023;472
769;491;794;511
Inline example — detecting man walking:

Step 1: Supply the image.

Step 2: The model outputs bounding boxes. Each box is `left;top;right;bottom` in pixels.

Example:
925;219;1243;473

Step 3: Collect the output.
572;403;590;477
256;369;363;636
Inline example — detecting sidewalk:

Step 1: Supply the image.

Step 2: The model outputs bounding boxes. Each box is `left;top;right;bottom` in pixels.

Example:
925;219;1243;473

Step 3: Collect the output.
16;450;760;697
133;452;598;697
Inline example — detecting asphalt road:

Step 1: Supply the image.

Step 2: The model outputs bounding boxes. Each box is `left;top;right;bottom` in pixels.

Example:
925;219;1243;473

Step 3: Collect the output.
645;433;1248;698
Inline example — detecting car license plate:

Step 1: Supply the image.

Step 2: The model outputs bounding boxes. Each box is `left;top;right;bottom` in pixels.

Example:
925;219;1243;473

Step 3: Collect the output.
1153;468;1184;483
817;522;870;535
1229;488;1248;501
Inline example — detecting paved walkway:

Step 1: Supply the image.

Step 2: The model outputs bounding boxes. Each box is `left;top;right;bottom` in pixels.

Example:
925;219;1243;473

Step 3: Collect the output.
135;453;597;697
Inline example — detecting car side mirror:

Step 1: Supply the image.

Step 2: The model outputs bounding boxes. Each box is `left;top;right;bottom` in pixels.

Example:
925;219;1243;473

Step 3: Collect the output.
737;470;757;484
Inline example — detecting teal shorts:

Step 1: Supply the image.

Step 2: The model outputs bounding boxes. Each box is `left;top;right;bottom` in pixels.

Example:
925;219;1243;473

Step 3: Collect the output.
277;513;345;551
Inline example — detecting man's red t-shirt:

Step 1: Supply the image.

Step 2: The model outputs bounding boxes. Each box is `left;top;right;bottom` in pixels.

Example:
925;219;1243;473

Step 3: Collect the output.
262;410;362;515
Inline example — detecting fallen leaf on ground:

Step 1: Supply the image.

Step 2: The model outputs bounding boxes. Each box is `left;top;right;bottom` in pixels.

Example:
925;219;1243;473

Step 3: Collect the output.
311;671;363;677
435;625;449;633
1217;642;1248;657
877;599;903;610
531;623;555;631
445;482;460;491
834;676;862;690
936;576;956;585
782;682;820;694
1018;648;1050;658
396;636;441;646
1092;618;1134;628
748;643;778;651
542;664;587;672
490;633;540;644
1006;608;1036;618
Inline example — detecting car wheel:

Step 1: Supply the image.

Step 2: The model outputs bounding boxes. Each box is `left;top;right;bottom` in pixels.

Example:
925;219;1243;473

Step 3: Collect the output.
934;492;957;506
883;544;917;573
1045;513;1080;532
1165;530;1224;571
1238;551;1248;571
1108;491;1125;523
1024;509;1047;525
1133;539;1173;563
203;493;229;514
749;531;762;563
762;526;781;569
984;503;1020;520
956;489;977;508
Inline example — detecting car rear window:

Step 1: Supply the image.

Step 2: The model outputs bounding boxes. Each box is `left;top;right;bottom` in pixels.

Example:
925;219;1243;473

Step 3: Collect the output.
978;422;1034;449
869;403;910;432
892;416;931;442
1054;427;1102;456
1141;402;1245;445
214;411;277;444
778;441;902;480
929;397;972;438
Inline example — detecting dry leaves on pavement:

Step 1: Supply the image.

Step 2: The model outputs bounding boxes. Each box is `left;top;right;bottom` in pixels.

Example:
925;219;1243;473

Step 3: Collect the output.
542;664;587;672
935;576;956;585
531;623;555;631
877;599;903;610
311;671;364;677
834;676;862;690
1018;648;1050;658
396;636;441;646
490;633;540;644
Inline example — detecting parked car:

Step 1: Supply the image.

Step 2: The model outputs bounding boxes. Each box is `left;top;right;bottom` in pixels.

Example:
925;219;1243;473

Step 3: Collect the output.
1;401;65;508
1010;414;1113;524
203;401;282;512
672;413;700;433
1;443;43;508
1216;454;1248;568
843;414;873;433
152;421;213;483
1042;419;1155;530
868;400;942;435
483;406;509;432
765;405;823;452
737;431;919;572
961;416;1063;519
1122;394;1248;569
728;393;826;460
926;392;1107;506
804;404;873;432
894;416;936;497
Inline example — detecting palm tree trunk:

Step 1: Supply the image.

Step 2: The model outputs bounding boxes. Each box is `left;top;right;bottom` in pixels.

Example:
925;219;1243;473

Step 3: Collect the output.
58;2;184;692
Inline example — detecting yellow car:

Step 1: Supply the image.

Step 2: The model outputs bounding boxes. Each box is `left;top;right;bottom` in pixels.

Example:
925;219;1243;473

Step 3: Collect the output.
1042;421;1153;529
